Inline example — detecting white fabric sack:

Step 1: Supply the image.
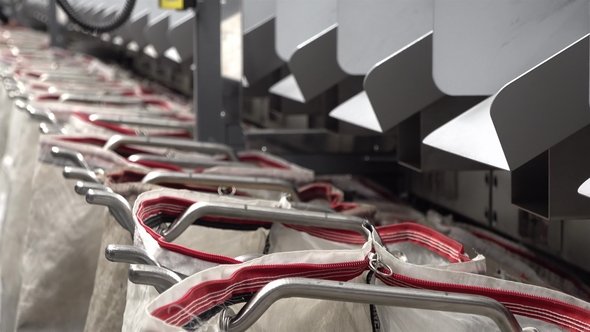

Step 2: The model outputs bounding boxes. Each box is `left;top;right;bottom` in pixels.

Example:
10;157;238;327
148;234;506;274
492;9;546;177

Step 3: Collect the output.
142;238;374;332
267;222;486;274
141;234;590;332
0;105;42;332
14;139;137;332
84;183;161;332
121;189;287;332
422;210;590;300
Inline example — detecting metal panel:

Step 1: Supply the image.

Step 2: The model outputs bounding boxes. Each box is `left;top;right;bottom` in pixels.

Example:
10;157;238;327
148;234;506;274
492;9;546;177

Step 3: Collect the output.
243;0;275;32
275;0;337;61
243;17;284;85
424;35;590;171
168;13;194;63
490;170;520;239
331;33;445;133
513;125;590;220
561;219;590;273
410;170;491;226
145;13;171;56
398;96;488;172
433;0;589;96
337;0;432;75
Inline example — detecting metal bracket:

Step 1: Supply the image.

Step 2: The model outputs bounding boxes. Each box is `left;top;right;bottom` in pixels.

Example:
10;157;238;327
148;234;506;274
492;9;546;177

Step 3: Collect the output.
144;13;171;57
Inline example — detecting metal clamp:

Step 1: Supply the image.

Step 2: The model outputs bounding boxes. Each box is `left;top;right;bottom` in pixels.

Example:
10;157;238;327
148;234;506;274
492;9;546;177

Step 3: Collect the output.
74;181;112;195
159;201;372;243
103;135;239;162
85;189;134;235
63;166;100;183
141;172;300;201
219;278;524;332
51;146;90;170
128;264;183;293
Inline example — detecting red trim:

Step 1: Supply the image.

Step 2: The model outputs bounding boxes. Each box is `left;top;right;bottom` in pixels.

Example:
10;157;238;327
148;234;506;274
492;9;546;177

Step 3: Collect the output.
151;259;369;324
471;230;590;300
72;112;191;138
379;273;590;332
135;197;469;264
298;183;343;205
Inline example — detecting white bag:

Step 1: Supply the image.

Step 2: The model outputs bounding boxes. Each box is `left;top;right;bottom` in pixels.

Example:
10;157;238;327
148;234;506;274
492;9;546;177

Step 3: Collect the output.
84;182;161;332
13;138;137;332
142;234;590;332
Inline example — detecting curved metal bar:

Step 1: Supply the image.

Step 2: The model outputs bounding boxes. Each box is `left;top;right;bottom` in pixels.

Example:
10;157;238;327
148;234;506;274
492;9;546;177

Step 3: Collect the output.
105;244;159;266
289;202;334;214
59;93;144;105
128;154;253;169
161;201;371;243
128;264;182;293
88;114;195;130
103;135;239;162
74;181;112;195
220;278;524;332
25;104;56;123
86;189;134;235
14;99;28;110
51;146;90;170
141;171;300;201
63;166;100;183
39;123;66;135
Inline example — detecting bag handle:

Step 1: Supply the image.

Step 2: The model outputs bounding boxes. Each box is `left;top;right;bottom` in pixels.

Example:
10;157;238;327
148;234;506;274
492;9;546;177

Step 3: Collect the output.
103;135;239;162
141;171;300;201
62;166;100;184
160;201;372;243
220;278;526;332
88;114;194;131
86;189;134;235
128;154;253;169
128;264;182;293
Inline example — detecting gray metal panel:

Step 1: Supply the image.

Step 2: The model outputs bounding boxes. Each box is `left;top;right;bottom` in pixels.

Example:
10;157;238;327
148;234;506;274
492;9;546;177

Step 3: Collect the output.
168;13;194;62
243;17;284;85
425;35;590;171
145;13;171;56
490;170;520;239
126;10;149;49
410;170;491;226
423;96;509;170
243;0;275;32
337;0;433;75
433;0;589;96
329;91;381;132
491;35;590;171
397;96;489;172
363;33;443;133
275;0;337;61
561;219;590;272
287;26;346;102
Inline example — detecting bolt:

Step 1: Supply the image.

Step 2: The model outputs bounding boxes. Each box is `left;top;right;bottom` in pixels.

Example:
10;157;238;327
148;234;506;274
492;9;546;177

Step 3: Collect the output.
220;111;226;118
373;145;380;151
261;146;267;152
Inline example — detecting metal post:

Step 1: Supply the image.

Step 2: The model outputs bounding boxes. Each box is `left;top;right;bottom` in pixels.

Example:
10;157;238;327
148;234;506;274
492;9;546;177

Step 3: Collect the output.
194;0;222;143
193;0;244;147
48;0;61;47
